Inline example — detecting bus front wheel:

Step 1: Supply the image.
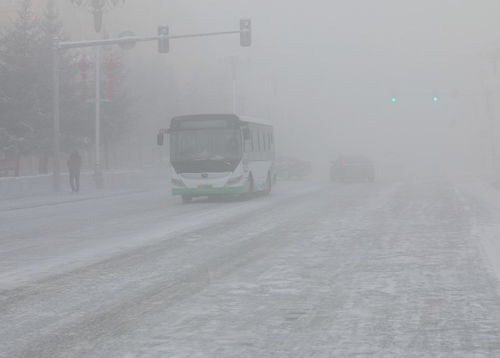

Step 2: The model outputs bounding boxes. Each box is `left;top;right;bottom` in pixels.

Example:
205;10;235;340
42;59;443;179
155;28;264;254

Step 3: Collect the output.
244;175;254;199
264;174;272;195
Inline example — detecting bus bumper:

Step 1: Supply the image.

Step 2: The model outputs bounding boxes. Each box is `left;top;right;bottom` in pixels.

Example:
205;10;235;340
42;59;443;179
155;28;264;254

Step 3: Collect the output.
172;185;247;196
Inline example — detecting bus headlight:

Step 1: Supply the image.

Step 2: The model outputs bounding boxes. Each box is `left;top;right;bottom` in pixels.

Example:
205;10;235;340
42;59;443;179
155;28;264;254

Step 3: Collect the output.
171;178;186;187
226;175;243;186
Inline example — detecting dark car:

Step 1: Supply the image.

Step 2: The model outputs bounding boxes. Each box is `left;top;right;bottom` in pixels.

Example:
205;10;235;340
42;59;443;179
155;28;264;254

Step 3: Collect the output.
276;157;312;180
330;156;375;182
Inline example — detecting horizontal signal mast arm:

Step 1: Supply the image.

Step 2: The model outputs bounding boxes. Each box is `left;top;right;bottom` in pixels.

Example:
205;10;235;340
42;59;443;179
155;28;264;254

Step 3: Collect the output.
57;30;246;50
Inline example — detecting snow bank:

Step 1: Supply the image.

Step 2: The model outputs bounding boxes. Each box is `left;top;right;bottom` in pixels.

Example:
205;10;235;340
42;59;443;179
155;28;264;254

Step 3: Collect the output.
0;170;147;199
456;182;500;290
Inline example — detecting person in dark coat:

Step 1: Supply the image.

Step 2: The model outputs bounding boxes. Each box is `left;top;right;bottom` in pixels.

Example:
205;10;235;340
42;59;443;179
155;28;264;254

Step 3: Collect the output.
67;150;82;192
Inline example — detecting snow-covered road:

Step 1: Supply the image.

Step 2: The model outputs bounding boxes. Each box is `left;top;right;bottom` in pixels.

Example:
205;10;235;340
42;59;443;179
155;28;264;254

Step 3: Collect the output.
2;181;500;357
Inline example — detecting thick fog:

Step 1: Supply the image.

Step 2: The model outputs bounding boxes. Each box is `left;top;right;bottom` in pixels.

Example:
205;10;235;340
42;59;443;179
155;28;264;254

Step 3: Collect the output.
7;2;500;357
63;0;499;181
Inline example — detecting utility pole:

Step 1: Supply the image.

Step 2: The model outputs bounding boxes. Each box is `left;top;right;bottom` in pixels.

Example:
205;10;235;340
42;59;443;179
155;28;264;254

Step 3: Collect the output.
485;89;499;181
52;37;61;191
71;0;124;189
95;45;104;188
231;56;237;114
485;50;500;181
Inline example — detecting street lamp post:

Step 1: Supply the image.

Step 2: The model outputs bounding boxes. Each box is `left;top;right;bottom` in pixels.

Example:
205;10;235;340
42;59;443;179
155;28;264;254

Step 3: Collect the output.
70;0;124;189
231;56;237;113
70;0;125;33
94;45;103;188
484;50;500;181
52;37;61;191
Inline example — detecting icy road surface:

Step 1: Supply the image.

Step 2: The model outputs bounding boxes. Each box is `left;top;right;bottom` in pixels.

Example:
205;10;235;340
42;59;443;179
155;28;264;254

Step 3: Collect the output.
2;181;500;357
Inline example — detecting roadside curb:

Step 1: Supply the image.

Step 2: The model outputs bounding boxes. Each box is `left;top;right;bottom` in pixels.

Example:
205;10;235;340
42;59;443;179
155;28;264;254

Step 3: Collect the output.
0;189;147;212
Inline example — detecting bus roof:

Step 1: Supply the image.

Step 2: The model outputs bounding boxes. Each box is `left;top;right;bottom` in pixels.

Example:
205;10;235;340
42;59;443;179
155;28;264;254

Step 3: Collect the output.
238;115;273;127
171;114;273;128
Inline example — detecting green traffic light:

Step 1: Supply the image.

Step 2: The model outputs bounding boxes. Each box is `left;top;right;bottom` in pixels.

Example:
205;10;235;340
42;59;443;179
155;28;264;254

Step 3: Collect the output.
433;96;439;103
391;97;397;103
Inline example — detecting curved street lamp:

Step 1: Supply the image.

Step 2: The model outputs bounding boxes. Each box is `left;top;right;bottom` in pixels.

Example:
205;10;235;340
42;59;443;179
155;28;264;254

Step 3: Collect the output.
68;0;125;189
69;0;125;33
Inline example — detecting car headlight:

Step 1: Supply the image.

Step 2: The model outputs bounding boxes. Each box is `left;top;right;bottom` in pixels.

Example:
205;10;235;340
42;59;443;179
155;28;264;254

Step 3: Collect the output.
226;175;243;186
171;178;186;187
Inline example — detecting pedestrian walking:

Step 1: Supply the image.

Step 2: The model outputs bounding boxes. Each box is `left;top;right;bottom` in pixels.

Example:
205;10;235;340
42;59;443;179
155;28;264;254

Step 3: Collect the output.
67;150;82;192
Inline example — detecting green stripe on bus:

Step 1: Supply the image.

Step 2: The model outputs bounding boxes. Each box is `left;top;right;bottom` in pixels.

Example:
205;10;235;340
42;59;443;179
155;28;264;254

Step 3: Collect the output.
172;186;247;196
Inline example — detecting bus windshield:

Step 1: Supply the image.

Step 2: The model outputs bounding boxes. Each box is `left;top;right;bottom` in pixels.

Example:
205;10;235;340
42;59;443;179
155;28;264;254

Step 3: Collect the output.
171;129;242;162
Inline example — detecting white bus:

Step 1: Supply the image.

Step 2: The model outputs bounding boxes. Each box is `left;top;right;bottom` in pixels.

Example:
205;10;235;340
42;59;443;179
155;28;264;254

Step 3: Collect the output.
157;114;276;203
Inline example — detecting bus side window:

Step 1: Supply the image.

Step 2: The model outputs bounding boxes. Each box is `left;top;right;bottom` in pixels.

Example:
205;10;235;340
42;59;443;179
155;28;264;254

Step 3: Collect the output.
257;131;261;152
266;132;270;155
250;130;254;152
242;127;250;153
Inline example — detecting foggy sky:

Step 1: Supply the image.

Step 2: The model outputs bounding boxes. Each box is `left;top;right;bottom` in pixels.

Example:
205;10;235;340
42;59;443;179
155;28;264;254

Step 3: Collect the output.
61;0;500;179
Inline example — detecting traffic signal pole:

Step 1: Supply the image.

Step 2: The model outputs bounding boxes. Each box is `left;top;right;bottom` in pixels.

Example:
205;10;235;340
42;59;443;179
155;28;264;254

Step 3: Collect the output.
52;37;61;192
57;29;247;51
231;57;237;113
95;45;103;189
52;21;251;191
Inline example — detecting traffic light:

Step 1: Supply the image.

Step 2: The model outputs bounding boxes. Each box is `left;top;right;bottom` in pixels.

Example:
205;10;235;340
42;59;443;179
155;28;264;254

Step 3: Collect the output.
158;26;170;53
93;9;103;33
240;19;252;47
391;97;397;103
432;96;439;103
